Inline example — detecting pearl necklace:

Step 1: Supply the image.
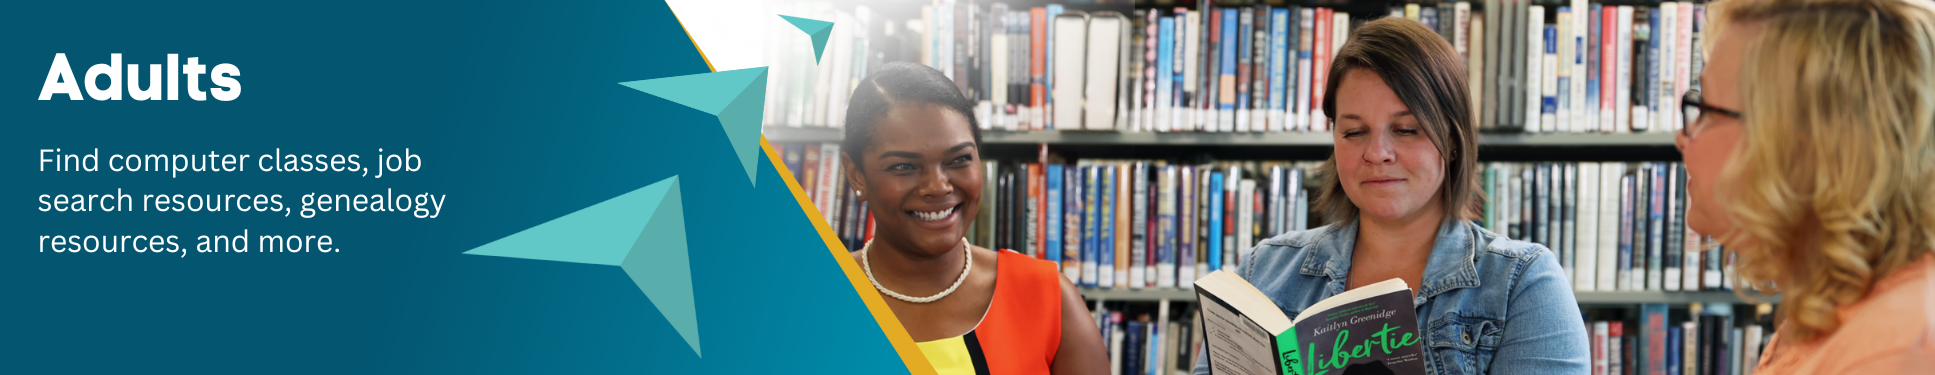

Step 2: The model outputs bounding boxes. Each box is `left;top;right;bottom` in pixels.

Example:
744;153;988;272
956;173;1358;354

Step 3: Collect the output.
861;237;972;304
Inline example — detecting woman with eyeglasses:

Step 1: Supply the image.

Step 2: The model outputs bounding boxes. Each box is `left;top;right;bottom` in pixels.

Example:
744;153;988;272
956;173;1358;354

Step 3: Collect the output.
1678;0;1935;373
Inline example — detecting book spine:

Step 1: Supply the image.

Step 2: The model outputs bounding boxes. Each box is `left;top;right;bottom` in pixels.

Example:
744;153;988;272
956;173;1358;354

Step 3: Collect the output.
1131;163;1149;288
1310;8;1332;131
1587;5;1603;133
1268;9;1289;132
1526;5;1546;133
1182;9;1199;131
1633;164;1651;291
1594;321;1610;375
1252;7;1273;132
1650;163;1669;291
1234;10;1253;132
1563;163;1579;284
1657;3;1677;133
1156;166;1175;289
1029;8;1047;130
1100;165;1117;287
1205;8;1222;132
1618;172;1635;290
1063;164;1082;279
1577;162;1602;291
1115;164;1132;288
1615;6;1633;132
1601;6;1617;132
1557;7;1573;132
1169;166;1190;288
1610;321;1625;375
1081;165;1100;286
1295;8;1314;133
1483;0;1502;130
1208;171;1225;272
1173;10;1190;133
1219;9;1238;131
1157;16;1175;132
1047;164;1064;264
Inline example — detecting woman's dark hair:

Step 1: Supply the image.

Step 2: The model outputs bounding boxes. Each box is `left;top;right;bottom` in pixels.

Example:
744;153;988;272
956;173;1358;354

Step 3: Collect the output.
842;62;983;169
1315;17;1482;224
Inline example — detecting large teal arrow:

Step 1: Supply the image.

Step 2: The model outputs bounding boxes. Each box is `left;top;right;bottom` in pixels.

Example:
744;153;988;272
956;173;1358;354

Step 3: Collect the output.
620;67;767;187
464;176;699;357
779;15;833;63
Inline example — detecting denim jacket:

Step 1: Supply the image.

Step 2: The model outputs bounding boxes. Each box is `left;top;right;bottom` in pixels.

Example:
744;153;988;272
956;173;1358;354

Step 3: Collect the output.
1191;219;1590;375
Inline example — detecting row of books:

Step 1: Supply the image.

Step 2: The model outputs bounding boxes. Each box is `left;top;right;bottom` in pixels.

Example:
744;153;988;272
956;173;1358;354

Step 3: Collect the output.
1588;303;1773;375
976;156;1317;289
1093;301;1201;375
1483;161;1736;293
766;0;1706;135
774;142;874;251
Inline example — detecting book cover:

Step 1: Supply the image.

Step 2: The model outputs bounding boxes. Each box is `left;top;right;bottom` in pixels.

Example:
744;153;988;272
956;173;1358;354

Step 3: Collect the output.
1197;272;1427;375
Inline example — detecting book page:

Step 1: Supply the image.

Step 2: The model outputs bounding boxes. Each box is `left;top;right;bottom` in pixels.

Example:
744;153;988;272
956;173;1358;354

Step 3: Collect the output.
1201;296;1278;375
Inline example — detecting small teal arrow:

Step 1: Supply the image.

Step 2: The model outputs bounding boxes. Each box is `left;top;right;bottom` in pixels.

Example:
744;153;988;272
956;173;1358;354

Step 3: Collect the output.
780;15;833;63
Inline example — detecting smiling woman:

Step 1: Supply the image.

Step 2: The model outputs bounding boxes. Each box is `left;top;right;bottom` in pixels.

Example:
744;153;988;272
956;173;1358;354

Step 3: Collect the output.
839;62;1108;375
1191;18;1588;375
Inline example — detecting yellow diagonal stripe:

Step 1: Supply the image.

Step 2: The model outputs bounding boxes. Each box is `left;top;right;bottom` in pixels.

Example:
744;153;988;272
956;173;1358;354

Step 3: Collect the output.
761;136;938;375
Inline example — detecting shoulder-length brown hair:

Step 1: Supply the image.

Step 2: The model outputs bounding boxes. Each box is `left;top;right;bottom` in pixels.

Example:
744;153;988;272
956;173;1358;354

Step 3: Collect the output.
1315;17;1482;225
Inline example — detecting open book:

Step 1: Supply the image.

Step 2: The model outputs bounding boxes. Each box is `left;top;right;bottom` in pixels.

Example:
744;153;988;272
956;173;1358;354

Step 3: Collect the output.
1194;270;1426;375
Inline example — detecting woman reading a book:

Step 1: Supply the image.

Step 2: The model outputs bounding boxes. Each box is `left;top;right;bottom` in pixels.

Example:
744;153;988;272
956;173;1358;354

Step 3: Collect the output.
1679;0;1935;372
1192;18;1589;375
840;62;1108;375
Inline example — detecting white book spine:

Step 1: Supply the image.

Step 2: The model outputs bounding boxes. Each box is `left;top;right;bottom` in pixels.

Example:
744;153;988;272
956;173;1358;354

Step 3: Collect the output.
1455;3;1472;57
1675;3;1695;133
1615;6;1634;132
1597;163;1621;291
1237;179;1256;250
1572;0;1590;133
1576;162;1601;291
1183;12;1200;132
1086;16;1124;131
1657;4;1677;133
1526;6;1545;133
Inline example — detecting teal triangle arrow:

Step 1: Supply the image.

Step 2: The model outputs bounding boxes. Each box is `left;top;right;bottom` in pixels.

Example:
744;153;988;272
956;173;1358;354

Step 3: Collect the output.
620;68;767;187
779;15;833;63
464;176;701;357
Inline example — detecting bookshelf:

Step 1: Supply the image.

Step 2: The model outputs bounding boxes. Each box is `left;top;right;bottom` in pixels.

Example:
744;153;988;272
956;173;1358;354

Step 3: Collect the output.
768;0;1774;373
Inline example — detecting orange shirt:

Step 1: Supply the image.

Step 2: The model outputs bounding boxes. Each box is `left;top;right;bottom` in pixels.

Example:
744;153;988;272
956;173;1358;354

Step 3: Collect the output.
1753;253;1935;375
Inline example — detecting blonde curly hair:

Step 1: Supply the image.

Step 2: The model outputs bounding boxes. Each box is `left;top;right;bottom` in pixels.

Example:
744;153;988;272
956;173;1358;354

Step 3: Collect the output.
1712;0;1935;342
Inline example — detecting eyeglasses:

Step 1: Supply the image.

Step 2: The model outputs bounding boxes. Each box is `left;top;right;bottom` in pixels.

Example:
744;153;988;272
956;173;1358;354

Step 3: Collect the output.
1681;87;1743;138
